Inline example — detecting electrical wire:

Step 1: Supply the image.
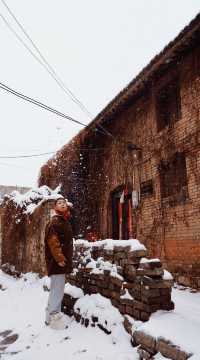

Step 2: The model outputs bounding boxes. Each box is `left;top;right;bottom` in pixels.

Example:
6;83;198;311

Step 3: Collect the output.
0;81;88;127
0;1;93;119
0;144;109;159
0;80;114;138
0;81;130;159
0;151;56;159
0;10;114;139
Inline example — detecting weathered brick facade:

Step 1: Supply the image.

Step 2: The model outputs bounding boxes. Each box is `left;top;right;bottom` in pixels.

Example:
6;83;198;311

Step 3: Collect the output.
1;201;52;274
38;15;200;286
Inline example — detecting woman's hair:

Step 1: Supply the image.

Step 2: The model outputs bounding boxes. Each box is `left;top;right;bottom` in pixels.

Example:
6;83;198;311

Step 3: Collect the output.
54;197;65;206
54;197;73;208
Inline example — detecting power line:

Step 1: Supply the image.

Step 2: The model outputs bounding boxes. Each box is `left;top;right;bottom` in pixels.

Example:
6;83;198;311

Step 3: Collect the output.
0;151;56;159
0;10;114;139
0;81;87;127
0;83;121;159
0;1;93;119
0;144;110;159
0;80;114;138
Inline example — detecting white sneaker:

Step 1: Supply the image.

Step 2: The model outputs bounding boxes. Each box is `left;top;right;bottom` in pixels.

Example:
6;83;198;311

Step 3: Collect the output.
49;312;68;330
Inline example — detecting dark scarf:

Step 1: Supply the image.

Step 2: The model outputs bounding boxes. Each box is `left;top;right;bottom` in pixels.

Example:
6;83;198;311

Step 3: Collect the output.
55;209;69;221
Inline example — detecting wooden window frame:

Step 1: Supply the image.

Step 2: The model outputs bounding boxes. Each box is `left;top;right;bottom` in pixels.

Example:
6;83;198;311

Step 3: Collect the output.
159;152;188;205
140;179;154;198
156;77;181;132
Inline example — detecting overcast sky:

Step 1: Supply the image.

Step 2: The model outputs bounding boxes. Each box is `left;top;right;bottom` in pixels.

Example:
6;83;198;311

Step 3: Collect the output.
0;0;199;188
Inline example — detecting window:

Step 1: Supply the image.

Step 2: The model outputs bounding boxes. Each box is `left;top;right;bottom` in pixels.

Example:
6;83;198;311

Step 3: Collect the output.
159;152;188;204
156;78;181;131
140;180;153;198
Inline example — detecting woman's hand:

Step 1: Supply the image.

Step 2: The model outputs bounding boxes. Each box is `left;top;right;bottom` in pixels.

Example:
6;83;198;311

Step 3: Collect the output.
58;261;66;267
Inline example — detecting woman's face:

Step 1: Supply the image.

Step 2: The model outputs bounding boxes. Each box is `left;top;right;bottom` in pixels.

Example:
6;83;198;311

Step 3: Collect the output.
55;199;68;213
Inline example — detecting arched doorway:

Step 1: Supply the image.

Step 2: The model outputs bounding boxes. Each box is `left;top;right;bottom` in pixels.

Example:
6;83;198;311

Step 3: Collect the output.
111;185;133;240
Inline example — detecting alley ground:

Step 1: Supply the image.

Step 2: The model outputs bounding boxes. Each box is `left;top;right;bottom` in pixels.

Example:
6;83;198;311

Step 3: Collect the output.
0;270;200;360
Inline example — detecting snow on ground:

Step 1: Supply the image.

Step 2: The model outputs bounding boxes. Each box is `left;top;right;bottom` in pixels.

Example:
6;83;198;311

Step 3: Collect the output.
137;286;200;358
0;270;200;359
0;270;135;360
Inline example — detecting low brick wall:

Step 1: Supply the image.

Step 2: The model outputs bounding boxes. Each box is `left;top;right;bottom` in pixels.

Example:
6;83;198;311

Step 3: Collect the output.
131;329;192;359
66;239;174;322
61;287;192;359
169;266;200;290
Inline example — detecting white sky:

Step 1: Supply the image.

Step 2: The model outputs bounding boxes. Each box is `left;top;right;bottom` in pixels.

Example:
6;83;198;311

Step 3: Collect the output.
0;0;199;187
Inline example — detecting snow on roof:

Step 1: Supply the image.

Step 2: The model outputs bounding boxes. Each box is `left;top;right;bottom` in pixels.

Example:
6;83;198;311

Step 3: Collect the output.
6;185;73;215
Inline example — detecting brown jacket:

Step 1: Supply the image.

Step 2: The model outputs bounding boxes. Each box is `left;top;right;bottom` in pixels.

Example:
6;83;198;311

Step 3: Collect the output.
44;215;73;276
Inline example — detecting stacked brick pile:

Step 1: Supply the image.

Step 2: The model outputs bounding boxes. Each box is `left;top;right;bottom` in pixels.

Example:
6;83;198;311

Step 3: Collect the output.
54;240;191;359
61;293;115;334
61;288;192;359
65;239;174;322
123;318;192;360
62;291;81;317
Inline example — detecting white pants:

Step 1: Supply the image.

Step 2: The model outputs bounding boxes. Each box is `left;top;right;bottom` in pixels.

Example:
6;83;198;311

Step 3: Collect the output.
45;274;65;323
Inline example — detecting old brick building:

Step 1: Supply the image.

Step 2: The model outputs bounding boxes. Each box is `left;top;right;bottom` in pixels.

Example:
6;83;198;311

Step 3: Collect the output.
39;14;200;286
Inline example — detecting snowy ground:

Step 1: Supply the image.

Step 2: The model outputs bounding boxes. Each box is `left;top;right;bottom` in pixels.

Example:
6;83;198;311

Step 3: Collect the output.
138;285;200;358
0;270;200;360
0;271;136;360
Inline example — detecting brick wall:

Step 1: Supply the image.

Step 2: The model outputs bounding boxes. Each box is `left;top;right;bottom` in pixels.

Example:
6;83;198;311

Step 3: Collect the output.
1;201;52;274
38;40;200;287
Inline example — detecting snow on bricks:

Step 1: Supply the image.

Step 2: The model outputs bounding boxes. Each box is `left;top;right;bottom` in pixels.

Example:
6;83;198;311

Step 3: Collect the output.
131;330;192;360
74;293;124;335
65;239;174;323
50;281;188;359
61;282;192;360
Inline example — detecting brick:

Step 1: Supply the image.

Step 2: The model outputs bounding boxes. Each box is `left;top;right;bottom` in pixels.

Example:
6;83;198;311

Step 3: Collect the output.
132;309;141;320
123;316;133;335
142;276;173;288
137;346;152;359
110;291;120;300
136;268;164;277
101;288;110;297
120;297;133;306
118;303;126;314
111;298;119;308
157;338;192;360
125;305;134;316
110;276;123;288
133;331;157;354
141;288;160;298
